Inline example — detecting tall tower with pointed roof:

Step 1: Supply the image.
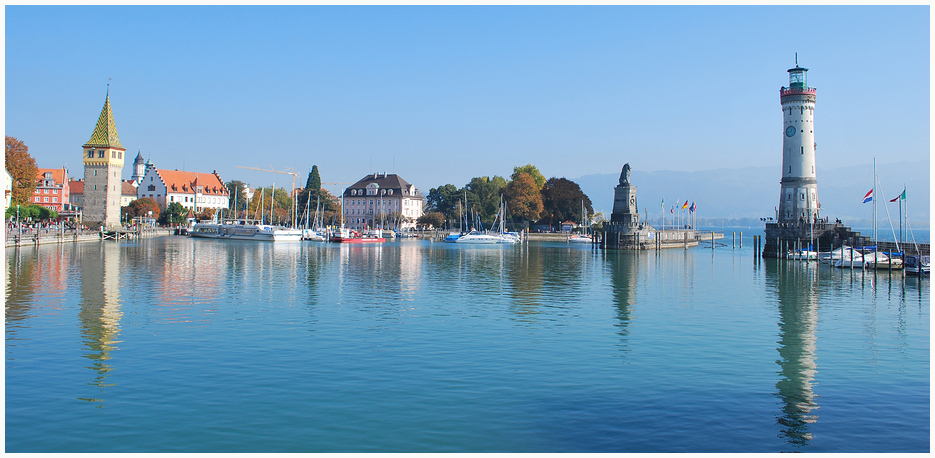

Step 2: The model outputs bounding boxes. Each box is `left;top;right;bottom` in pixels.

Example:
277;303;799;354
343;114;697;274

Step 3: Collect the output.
131;149;146;187
82;90;127;228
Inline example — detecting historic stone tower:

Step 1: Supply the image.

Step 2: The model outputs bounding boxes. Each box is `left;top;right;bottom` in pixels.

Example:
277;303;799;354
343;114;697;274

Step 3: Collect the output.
82;90;126;229
778;60;819;224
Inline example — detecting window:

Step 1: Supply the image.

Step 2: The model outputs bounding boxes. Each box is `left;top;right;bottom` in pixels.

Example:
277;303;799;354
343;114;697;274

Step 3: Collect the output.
53;197;58;203
148;185;156;191
94;170;98;176
34;197;39;202
87;150;94;158
98;150;104;158
118;152;122;159
43;188;49;194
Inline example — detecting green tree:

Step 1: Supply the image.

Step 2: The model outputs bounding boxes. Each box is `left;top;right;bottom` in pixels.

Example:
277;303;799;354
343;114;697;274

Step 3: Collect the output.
540;177;593;228
225;180;249;216
158;202;189;226
503;172;543;228
417;211;446;229
511;164;546;189
425;183;460;220
5;136;38;206
464;176;507;227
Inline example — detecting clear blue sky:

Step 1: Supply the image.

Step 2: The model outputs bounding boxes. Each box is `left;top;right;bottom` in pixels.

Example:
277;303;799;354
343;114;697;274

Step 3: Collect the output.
5;5;930;195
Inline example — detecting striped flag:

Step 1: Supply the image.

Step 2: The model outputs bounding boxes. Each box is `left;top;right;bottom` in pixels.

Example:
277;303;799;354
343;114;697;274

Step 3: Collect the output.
889;188;906;203
681;201;689;210
689;202;696;212
862;189;873;203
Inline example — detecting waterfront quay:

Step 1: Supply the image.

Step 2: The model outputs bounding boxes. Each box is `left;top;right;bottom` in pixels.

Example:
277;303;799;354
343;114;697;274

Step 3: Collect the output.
5;225;171;247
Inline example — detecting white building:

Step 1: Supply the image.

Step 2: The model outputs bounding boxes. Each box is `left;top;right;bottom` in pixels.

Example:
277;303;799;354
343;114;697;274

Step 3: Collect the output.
137;167;230;213
343;173;424;231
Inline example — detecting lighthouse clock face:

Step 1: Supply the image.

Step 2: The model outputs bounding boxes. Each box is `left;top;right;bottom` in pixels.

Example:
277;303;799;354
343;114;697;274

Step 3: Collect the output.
785;126;796;137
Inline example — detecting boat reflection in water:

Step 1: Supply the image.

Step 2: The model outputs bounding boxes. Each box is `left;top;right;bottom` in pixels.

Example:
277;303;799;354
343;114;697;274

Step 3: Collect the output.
766;260;820;446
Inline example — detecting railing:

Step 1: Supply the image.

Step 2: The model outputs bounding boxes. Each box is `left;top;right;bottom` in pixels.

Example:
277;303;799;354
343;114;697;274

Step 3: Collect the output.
780;86;816;96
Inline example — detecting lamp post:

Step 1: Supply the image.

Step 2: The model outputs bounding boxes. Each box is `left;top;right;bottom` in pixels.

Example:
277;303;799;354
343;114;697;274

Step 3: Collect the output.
17;204;21;241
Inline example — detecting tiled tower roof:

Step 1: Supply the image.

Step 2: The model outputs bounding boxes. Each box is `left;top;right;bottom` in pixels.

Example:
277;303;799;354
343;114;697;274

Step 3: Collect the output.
83;93;124;149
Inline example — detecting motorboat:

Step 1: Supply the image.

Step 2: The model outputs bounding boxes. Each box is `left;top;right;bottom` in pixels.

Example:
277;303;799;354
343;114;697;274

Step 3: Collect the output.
455;231;502;244
822;246;861;265
833;250;865;268
302;228;326;241
568;234;593;244
862;251;904;270
330;228;384;243
189;222;222;239
789;249;818;260
216;219;303;241
904;255;930;276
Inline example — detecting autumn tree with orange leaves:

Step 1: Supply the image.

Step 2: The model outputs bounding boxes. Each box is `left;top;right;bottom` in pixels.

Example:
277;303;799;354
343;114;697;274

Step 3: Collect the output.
5;136;38;206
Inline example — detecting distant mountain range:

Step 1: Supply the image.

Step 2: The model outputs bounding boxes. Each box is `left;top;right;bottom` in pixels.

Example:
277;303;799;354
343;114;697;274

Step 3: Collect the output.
574;160;929;227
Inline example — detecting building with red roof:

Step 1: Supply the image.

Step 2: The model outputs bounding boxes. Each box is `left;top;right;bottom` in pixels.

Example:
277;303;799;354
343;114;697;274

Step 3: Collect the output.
31;167;73;213
137;166;229;213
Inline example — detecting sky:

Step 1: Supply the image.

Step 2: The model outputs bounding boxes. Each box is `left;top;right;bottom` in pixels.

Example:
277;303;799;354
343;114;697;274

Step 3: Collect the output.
5;5;930;197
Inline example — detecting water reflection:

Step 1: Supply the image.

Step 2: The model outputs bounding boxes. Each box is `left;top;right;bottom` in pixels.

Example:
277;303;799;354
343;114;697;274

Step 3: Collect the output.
77;242;123;405
765;260;819;447
604;250;638;349
336;242;425;319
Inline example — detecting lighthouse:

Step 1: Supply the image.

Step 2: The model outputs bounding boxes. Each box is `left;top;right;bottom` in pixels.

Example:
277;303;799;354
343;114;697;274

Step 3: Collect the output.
762;59;871;257
778;60;819;224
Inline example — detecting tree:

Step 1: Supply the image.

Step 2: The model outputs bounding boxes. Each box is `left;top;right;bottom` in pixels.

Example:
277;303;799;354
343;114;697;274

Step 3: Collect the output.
158;202;188;226
6;136;38;206
425;184;460;220
464;175;507;227
540;177;593;228
503;172;543;228
417;211;446;229
225;180;248;215
512;164;546;189
298;165;331;222
123;197;161;220
247;186;294;225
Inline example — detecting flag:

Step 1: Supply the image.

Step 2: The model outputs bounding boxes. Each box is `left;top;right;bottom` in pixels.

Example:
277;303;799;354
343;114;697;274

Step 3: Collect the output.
681;201;689;210
689;202;696;212
862;189;873;203
889;188;906;203
670;206;674;214
661;199;664;209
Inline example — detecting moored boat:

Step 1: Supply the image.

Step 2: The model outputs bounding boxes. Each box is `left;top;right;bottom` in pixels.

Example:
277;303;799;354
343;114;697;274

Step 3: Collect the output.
904;255;930;276
216;219;303;241
189;222;222;239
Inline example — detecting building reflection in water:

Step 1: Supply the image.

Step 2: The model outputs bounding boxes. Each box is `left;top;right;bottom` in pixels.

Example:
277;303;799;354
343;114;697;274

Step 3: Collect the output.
766;260;819;446
77;242;123;405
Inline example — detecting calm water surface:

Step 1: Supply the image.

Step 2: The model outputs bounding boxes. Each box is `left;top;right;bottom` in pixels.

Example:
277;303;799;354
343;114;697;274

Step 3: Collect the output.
5;236;929;452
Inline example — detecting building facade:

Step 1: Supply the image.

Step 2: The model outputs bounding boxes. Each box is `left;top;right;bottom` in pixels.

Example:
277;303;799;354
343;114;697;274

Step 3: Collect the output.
31;167;71;213
137;167;230;213
81;91;126;229
342;173;424;231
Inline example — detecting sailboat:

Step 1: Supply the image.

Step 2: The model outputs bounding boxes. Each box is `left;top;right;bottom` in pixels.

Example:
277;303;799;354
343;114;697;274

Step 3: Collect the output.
568;200;593;244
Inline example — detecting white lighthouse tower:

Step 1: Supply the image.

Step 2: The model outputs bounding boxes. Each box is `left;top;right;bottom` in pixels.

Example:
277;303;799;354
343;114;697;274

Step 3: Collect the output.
777;59;818;224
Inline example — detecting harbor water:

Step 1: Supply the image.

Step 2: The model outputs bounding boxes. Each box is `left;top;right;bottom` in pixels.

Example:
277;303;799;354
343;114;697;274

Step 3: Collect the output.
5;236;929;452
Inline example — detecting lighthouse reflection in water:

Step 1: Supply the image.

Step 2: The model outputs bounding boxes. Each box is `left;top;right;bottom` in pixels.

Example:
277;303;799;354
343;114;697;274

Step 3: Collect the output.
4;237;928;452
